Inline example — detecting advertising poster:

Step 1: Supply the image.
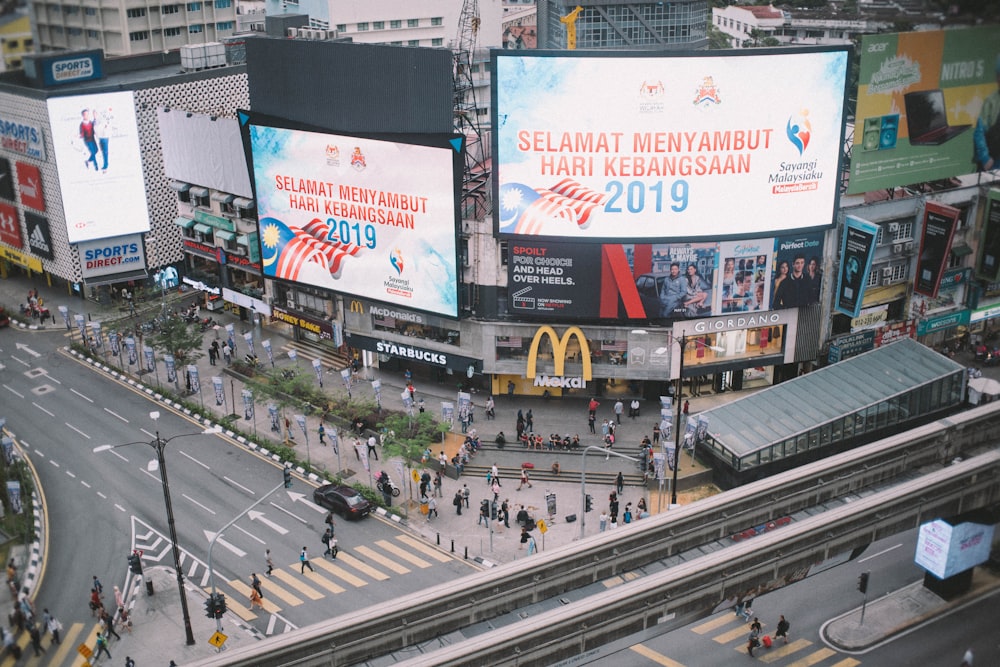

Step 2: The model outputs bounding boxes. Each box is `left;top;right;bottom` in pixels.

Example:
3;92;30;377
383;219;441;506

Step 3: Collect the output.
248;121;461;318
772;231;825;309
977;189;1000;281
493;48;849;241
836;216;880;317
0;158;14;201
508;241;602;317
15;162;44;212
24;213;53;260
715;239;771;314
850;26;1000;194
47;92;150;243
0;201;21;249
914;202;960;297
78;234;146;280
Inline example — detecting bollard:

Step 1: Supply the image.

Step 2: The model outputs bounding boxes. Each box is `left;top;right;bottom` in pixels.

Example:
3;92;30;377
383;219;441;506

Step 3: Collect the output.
451;539;455;553
145;575;154;596
436;533;440;546
464;546;468;559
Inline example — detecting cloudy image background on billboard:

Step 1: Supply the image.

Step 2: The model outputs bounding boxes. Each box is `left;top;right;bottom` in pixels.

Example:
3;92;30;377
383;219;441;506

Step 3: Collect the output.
494;48;849;241
249;123;459;318
47;91;150;243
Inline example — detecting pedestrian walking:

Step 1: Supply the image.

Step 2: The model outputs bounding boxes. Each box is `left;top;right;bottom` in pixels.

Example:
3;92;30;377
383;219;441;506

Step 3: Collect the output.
519;527;529;550
614;399;624;424
453;490;463;515
427;495;438;519
962;648;974;666
652;422;661;444
89;588;103;617
44;609;61;644
94;632;112;660
500;499;510;528
747;617;762;656
322;528;334;557
775;615;790;644
221;341;232;365
629;398;639;419
299;546;314;573
599;511;608;532
485;396;495;420
478;500;490;526
249;587;264;611
588;412;596;434
318;423;326;445
285;416;295;441
93;575;104;598
433;471;443;497
100;608;121;641
517;467;532;490
588;397;600;418
367;434;379;460
118;607;132;633
265;549;274;576
29;623;43;656
525;409;534;432
125;656;135;667
207;345;217;366
250;573;264;599
616;471;624;495
462;484;470;508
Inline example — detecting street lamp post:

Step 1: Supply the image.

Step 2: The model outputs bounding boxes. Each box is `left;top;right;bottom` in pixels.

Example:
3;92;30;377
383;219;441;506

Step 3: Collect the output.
579;445;637;540
671;331;722;507
94;411;220;646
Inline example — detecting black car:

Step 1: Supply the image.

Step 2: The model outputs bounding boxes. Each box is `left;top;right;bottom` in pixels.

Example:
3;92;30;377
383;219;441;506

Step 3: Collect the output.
313;484;371;520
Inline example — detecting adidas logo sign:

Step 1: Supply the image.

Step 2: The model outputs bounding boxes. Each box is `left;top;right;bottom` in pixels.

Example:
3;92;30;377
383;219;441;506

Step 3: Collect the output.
29;224;49;253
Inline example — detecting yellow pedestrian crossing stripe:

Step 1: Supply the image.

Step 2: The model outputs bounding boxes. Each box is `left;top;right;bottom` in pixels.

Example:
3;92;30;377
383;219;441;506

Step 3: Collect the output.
715;624;754;644
229;578;285;612
396;534;454;562
783;647;836;666
273;568;325;600
744;638;811;662
629;644;686;666
828;659;861;667
337;550;392;580
297;568;346;596
354;545;412;574
691;613;734;634
0;621;99;667
312;557;367;587
375;540;433;568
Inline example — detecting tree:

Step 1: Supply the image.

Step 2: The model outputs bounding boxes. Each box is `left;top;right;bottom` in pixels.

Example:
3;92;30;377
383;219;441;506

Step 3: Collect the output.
147;314;204;366
707;23;732;50
379;411;450;471
245;367;318;444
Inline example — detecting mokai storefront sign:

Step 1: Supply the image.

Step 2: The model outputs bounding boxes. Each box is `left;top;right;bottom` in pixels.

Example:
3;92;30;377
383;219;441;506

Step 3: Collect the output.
526;325;592;388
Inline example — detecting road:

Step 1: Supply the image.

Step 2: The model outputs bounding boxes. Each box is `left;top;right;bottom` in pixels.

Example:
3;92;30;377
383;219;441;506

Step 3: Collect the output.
0;330;474;664
582;528;999;667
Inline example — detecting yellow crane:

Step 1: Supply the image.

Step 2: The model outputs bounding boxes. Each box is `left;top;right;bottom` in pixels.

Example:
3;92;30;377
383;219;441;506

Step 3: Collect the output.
559;5;584;50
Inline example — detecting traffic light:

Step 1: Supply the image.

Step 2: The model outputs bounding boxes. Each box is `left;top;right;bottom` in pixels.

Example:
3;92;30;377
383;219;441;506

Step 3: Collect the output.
283;467;292;488
214;593;227;618
128;550;143;575
490;501;498;520
857;571;869;594
204;595;215;618
585;494;593;512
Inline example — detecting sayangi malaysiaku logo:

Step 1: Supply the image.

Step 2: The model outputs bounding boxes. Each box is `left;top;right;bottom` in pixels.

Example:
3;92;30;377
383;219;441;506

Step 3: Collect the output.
350;147;366;171
693;76;722;107
637;80;665;113
389;248;404;275
786;109;812;155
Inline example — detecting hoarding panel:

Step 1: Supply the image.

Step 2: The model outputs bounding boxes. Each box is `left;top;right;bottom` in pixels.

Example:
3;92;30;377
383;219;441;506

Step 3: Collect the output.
248;122;460;318
493;48;849;241
849;27;1000;194
47;92;150;243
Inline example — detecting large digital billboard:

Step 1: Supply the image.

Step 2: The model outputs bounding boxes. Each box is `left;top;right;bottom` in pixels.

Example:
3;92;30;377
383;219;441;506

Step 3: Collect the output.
493;48;849;242
849;26;1000;194
246;119;461;318
508;232;824;321
47;92;150;243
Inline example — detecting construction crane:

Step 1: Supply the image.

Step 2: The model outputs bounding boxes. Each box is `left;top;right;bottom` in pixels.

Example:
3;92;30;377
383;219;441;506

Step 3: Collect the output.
453;0;491;220
560;5;584;50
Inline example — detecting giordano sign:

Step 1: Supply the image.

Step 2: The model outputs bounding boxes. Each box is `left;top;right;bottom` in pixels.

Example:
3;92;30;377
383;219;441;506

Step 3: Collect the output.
526;326;592;388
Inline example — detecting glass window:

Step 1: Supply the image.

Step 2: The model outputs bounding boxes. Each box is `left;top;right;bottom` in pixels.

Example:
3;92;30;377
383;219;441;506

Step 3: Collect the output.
431;17;443;26
390;20;401;29
216;21;233;30
831;419;842;442
407;18;419;27
129;31;149;41
741;452;758;469
819;423;831;446
808;429;819;449
126;8;146;17
373;21;384;29
189;24;203;33
187;2;202;10
796;434;808;454
408;39;419;46
164;27;181;36
162;5;179;14
876;402;889;429
336;24;346;31
214;0;231;8
357;22;368;31
759;446;771;464
85;7;96;14
431;38;443;46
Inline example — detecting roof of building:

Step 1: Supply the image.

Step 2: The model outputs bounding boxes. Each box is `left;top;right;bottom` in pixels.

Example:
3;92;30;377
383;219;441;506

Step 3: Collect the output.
744;5;784;20
699;337;966;455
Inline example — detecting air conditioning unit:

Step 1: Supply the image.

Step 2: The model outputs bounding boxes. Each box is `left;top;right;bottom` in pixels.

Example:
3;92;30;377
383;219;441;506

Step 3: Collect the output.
892;243;903;255
888;222;900;232
882;277;893;286
882;266;893;277
286;27;300;38
904;242;914;252
286;299;296;309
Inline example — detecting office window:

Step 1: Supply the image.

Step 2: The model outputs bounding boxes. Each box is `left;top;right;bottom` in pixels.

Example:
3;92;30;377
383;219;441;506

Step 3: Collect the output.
86;29;99;38
431;17;442;26
189;23;203;33
126;8;147;17
408;39;419;46
431;38;443;46
162;4;179;14
373;21;384;29
164;27;181;36
216;21;233;30
390;41;402;45
390;20;401;29
187;2;202;11
129;31;150;41
85;7;96;15
214;0;231;7
357;22;368;31
407;19;418;27
336;24;346;31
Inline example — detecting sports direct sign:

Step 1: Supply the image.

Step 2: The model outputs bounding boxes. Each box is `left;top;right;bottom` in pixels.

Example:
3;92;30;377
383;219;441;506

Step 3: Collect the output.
78;234;146;279
493;48;849;242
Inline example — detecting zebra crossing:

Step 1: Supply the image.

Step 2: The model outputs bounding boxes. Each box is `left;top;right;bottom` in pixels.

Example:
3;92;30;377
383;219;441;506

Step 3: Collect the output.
0;620;104;667
202;535;452;634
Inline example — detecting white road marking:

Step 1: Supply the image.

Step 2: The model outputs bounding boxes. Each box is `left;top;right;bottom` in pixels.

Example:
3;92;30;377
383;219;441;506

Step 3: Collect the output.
183;494;217;515
857;543;902;564
204;530;246;558
4;385;24;398
81;481;91;488
103;408;129;423
33;402;55;417
65;471;76;478
247;510;288;535
66;423;91;439
71;388;94;402
178;450;209;469
268;502;308;524
97;491;107;499
48;460;60;468
140;428;156;439
232;524;266;544
114;504;127;513
224;477;253;495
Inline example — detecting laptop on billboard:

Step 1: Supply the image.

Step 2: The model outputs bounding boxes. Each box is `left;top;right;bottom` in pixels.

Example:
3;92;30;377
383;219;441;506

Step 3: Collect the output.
904;89;971;146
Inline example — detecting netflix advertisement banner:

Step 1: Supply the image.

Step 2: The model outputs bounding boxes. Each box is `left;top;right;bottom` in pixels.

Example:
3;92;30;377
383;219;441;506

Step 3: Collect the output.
836;215;880;318
914;202;959;298
977;189;1000;282
508;241;602;317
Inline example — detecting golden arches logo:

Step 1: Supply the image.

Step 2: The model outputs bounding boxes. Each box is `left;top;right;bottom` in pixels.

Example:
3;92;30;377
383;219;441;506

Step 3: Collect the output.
348;300;364;314
526;326;592;381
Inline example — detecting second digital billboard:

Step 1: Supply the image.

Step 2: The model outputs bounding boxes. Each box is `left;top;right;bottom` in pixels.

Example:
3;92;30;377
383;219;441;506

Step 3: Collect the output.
493;48;849;242
246;118;462;318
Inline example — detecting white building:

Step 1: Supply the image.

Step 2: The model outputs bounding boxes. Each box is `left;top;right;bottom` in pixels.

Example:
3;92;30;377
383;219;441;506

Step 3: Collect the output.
712;4;889;48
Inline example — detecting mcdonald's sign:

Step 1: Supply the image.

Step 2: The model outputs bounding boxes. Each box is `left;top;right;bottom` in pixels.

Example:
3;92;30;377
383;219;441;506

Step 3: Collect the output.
348;300;364;314
526;326;592;387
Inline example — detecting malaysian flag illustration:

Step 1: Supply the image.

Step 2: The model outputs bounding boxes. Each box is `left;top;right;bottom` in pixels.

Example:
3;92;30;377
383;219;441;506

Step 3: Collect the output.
261;217;363;281
499;179;607;234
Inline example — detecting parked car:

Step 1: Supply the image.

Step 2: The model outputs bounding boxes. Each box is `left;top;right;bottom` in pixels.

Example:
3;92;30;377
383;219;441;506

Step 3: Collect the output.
313;484;371;520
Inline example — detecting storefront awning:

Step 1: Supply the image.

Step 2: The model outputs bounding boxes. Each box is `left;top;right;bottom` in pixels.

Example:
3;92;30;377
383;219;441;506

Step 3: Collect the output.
173;216;195;229
189;186;209;197
236;235;251;246
211;192;235;204
215;230;236;241
232;197;255;209
168;180;191;192
951;244;973;257
193;223;214;235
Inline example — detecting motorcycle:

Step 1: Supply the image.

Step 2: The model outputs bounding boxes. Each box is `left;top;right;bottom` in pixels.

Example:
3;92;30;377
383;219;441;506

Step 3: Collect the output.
376;473;401;497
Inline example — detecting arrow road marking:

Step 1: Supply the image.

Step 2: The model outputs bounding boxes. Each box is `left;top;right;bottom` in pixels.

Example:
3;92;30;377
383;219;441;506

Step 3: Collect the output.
204;530;247;558
268;502;309;524
286;491;326;513
16;343;40;358
247;510;289;535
